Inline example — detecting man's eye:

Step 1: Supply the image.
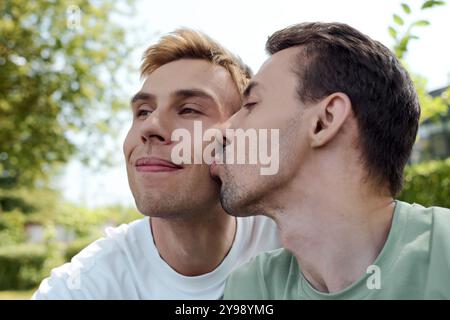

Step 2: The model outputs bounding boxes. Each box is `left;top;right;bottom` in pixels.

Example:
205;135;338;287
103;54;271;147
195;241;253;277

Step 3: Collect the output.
179;107;201;115
137;109;152;118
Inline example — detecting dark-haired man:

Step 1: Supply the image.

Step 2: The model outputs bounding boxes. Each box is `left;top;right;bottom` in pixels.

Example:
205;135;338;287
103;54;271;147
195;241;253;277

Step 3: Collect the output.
212;22;450;299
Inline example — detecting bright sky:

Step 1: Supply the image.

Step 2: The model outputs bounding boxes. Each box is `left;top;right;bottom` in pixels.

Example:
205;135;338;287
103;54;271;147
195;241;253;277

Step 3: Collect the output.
59;0;450;207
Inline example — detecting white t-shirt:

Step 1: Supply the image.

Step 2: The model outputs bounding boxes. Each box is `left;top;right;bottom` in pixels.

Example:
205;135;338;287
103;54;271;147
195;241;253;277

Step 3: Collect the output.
32;215;281;299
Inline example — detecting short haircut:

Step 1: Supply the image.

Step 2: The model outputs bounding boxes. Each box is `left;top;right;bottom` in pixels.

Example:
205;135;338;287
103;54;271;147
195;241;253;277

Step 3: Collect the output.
141;28;252;97
266;22;420;196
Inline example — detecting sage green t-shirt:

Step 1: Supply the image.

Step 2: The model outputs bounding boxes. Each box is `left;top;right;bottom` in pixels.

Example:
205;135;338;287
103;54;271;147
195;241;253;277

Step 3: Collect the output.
224;200;450;299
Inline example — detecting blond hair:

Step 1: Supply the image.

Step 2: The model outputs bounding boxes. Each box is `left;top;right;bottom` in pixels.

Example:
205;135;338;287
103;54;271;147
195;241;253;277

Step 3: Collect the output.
140;28;252;96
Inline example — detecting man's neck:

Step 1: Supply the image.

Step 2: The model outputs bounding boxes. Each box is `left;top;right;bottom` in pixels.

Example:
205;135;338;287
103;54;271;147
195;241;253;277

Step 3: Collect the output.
270;167;395;293
150;206;237;276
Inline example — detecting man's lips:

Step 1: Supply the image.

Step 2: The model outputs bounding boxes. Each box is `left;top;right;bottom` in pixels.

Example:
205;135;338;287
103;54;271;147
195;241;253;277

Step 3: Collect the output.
209;160;219;176
135;157;183;173
209;160;223;184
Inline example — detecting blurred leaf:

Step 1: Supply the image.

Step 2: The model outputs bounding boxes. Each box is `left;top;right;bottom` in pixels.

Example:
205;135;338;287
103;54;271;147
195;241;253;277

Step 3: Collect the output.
388;26;398;39
401;3;411;14
422;0;446;9
414;20;431;26
393;14;405;25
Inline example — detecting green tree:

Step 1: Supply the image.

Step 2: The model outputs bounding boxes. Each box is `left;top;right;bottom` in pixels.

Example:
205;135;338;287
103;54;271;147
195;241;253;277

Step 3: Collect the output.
388;0;449;123
0;0;135;189
391;1;450;206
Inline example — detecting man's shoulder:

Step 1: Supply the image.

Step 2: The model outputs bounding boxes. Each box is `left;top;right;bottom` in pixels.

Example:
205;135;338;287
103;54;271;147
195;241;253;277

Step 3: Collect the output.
394;201;450;298
405;200;450;216
33;217;148;299
224;248;293;299
426;203;450;222
400;200;450;236
70;217;148;269
414;203;450;254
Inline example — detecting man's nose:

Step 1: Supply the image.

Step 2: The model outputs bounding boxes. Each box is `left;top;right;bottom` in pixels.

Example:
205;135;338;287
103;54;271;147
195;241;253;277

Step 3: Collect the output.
139;109;172;145
217;117;235;149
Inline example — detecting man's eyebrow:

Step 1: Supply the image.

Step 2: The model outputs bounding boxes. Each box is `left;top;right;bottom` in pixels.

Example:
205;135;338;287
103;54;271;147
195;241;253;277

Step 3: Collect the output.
130;88;217;107
130;92;156;105
171;88;216;102
243;82;259;99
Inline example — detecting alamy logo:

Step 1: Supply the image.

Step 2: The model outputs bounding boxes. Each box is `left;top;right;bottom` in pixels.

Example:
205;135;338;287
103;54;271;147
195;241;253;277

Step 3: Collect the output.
366;265;381;290
170;121;280;175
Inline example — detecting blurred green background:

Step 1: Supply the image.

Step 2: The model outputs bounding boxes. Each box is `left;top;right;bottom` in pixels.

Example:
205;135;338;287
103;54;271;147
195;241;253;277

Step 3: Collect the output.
1;0;449;299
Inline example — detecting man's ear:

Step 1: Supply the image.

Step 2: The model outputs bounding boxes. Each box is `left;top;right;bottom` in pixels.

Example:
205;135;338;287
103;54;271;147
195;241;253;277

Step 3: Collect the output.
309;93;352;148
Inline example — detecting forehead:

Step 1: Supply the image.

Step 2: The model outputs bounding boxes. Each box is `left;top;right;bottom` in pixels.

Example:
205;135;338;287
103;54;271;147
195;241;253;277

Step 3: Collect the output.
141;59;239;103
253;47;300;90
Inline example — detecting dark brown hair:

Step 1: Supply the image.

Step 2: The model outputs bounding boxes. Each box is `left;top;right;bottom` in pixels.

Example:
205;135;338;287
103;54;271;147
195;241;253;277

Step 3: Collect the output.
266;22;420;195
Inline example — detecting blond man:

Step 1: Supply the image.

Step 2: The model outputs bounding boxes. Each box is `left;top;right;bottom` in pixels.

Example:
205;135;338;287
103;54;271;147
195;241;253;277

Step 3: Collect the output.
33;29;281;299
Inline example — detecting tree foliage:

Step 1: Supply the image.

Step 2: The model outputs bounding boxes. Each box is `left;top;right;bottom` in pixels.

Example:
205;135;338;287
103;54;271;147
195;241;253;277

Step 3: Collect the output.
389;0;449;124
0;0;134;189
399;157;450;207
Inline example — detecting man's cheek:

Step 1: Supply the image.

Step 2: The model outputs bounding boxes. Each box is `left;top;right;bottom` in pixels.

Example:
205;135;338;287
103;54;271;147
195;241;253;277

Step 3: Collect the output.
123;130;138;159
123;132;131;155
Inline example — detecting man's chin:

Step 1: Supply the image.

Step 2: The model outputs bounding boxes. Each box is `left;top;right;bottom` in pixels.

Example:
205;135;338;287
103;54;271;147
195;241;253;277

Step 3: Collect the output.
219;189;250;217
133;194;179;218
